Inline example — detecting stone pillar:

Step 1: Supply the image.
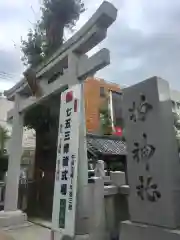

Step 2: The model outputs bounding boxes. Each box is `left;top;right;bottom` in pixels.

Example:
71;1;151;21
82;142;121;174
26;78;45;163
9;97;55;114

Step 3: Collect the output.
95;160;105;178
120;77;180;239
75;82;89;235
87;177;106;240
1;94;27;227
67;52;89;235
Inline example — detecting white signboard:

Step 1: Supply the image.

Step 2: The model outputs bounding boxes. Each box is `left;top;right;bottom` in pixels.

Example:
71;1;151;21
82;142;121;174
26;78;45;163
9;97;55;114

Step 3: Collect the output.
52;84;81;238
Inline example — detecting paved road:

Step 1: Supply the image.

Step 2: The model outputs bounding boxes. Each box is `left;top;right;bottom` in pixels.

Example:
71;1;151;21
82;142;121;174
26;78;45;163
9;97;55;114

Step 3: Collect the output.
2;225;51;240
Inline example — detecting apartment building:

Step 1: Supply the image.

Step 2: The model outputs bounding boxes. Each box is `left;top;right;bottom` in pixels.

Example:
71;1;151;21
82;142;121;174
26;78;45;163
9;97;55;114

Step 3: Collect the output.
84;77;121;133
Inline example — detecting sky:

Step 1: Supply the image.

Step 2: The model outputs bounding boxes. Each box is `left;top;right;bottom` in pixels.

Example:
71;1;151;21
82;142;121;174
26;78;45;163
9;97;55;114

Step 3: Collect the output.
1;0;180;91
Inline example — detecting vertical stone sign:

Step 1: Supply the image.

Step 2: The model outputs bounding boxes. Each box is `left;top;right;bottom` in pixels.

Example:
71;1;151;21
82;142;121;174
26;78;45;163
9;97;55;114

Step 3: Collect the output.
52;84;81;237
122;77;180;229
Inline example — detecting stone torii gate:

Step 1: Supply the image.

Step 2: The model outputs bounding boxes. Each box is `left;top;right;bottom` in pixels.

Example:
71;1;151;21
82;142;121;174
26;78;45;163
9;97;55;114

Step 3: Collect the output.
3;1;117;238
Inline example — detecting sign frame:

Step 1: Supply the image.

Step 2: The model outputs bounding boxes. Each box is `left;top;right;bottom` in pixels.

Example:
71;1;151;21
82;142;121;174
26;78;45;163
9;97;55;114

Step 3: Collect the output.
52;84;82;237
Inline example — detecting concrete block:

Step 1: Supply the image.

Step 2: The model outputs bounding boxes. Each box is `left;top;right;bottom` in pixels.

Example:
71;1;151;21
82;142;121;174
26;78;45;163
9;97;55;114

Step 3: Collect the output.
120;221;180;240
103;176;111;185
54;233;109;240
87;177;106;240
110;171;126;187
119;185;130;195
104;185;118;196
0;211;27;228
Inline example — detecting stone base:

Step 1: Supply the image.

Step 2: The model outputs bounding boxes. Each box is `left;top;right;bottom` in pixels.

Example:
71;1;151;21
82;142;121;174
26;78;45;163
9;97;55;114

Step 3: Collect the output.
53;231;108;240
0;210;27;228
120;221;180;240
54;235;108;240
53;231;89;240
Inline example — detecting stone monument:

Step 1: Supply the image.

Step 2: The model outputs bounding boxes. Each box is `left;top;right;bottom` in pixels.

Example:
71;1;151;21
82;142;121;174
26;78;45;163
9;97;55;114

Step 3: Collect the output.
120;76;180;239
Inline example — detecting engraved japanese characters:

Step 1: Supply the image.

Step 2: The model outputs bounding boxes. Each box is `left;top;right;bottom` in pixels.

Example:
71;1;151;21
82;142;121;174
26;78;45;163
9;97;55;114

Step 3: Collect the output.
128;93;160;202
122;77;180;228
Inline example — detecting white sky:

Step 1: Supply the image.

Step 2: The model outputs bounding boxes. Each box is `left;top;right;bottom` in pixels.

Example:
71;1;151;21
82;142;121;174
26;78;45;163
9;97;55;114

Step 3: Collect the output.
1;0;180;91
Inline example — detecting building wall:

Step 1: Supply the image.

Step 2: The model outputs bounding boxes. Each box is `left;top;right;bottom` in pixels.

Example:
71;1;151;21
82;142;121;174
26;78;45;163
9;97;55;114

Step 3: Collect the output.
84;78;121;133
0;97;35;153
1;78;121;149
0;97;13;153
0;97;13;130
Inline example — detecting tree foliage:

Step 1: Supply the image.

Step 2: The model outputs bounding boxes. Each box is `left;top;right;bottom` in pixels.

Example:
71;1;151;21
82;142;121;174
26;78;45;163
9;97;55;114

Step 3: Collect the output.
21;0;85;67
99;98;112;135
24;105;53;133
41;0;85;54
21;26;45;67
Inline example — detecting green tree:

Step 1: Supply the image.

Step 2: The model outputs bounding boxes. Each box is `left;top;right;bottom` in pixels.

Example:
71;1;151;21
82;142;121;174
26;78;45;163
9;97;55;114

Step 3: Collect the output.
0;125;10;156
41;0;85;55
21;26;45;67
99;98;112;135
21;0;85;67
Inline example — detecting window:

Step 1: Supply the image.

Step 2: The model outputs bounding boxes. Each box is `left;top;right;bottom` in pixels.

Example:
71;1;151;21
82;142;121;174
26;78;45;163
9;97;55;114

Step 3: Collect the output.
172;101;176;110
177;102;180;109
111;91;124;128
100;87;106;97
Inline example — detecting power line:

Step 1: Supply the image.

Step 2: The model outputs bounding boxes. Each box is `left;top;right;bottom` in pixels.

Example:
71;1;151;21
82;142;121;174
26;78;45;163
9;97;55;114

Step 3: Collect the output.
0;70;18;76
0;77;14;82
0;75;14;80
0;71;16;77
31;5;36;16
0;72;18;81
0;74;13;79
